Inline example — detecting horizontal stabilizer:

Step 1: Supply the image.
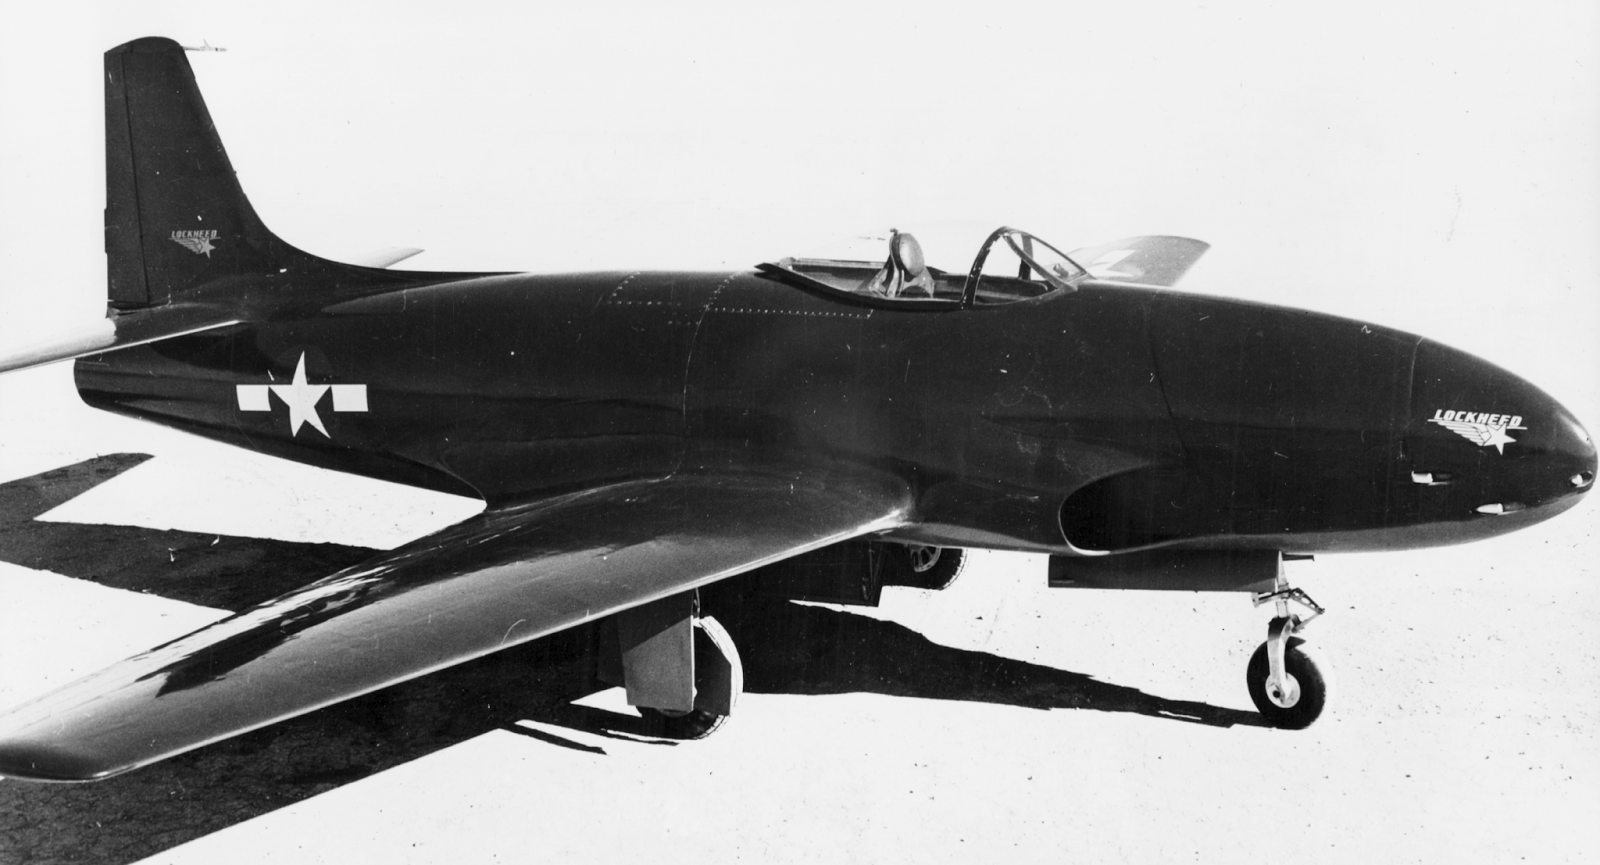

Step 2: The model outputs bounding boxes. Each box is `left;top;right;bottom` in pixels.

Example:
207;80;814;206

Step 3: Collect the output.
0;306;241;375
0;468;908;781
1072;236;1210;287
350;247;424;269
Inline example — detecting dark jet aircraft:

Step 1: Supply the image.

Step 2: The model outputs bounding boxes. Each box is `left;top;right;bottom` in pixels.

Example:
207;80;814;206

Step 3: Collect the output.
0;37;1592;782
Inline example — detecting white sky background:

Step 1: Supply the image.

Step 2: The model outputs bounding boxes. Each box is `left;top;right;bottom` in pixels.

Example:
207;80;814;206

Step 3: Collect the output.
1;1;1597;424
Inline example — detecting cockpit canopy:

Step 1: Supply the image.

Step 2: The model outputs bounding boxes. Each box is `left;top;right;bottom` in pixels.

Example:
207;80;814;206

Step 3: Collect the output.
762;226;1087;307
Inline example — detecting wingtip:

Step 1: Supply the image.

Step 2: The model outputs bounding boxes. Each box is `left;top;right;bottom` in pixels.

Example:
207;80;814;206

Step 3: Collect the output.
0;740;121;784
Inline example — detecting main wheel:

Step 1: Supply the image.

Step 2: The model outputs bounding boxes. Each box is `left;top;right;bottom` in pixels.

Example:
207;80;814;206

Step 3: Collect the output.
638;706;726;740
638;617;743;740
885;545;966;590
1245;636;1331;729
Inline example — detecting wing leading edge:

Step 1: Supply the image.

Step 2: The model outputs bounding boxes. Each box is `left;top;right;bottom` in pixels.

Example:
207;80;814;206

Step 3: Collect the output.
0;468;909;781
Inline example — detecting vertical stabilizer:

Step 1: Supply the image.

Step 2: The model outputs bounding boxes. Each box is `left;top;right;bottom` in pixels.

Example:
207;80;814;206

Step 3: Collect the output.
0;38;474;375
103;37;319;309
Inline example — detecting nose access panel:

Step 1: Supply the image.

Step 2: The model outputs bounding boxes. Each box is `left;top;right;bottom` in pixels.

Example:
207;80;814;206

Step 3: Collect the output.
1407;340;1595;529
1146;296;1417;543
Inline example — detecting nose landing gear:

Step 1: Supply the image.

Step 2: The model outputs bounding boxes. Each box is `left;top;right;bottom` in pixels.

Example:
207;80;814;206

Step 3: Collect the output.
1247;574;1329;729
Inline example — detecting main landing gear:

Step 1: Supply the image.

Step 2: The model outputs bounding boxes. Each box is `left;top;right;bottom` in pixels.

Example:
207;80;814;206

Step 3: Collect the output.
1246;570;1329;729
884;544;967;591
598;591;744;739
637;617;743;739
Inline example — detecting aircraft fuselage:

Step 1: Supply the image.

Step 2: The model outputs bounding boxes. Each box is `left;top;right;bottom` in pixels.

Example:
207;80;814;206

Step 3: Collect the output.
73;269;1595;557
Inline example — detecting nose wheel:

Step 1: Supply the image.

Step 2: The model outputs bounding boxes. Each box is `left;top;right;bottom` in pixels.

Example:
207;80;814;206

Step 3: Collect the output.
1247;575;1330;729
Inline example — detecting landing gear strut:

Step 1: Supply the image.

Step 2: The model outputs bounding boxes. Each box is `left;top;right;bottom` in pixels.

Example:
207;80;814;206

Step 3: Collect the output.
1246;569;1329;729
637;616;743;739
599;591;744;739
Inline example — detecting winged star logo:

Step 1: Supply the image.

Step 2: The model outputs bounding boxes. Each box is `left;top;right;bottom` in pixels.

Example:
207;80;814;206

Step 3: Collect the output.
170;229;219;257
236;352;368;438
1429;409;1525;454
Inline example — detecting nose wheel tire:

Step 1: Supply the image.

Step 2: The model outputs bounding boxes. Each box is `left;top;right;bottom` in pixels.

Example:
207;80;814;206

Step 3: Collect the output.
1246;636;1330;729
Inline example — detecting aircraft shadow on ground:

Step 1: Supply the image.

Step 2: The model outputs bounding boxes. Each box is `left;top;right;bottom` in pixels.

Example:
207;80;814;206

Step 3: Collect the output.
0;456;1263;865
0;453;376;609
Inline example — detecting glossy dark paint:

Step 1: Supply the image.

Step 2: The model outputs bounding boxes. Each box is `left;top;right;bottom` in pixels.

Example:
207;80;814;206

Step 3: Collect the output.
73;36;1594;559
0;468;908;781
75;265;1594;556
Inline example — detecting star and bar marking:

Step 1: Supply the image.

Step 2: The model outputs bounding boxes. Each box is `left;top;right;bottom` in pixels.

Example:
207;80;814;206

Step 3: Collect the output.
237;352;367;438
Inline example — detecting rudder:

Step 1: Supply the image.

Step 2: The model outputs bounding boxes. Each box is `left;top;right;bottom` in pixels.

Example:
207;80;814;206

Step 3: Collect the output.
3;37;465;375
104;37;319;309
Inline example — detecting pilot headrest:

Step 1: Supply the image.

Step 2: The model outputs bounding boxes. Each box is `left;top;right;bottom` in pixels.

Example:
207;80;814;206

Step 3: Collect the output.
891;232;925;273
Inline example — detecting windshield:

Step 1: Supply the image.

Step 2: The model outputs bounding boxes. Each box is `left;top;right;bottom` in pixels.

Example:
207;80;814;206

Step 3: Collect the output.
764;225;1082;306
970;228;1085;303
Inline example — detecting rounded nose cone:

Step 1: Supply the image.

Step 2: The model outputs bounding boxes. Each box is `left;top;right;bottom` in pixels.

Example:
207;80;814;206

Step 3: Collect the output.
1410;340;1595;518
1531;404;1599;499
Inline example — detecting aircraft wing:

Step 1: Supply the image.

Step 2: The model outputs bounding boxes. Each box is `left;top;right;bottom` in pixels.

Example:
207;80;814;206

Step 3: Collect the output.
0;468;909;781
1071;235;1210;287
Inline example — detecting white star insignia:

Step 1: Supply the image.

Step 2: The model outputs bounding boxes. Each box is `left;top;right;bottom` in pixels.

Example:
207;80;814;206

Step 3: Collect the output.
236;352;368;438
271;353;331;436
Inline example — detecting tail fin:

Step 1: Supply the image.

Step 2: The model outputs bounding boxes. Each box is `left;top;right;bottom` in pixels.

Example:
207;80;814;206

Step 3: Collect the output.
104;37;327;308
3;38;467;374
3;38;467;375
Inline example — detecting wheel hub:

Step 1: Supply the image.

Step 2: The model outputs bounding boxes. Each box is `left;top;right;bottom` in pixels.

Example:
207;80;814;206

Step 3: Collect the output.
908;545;941;573
1266;673;1301;708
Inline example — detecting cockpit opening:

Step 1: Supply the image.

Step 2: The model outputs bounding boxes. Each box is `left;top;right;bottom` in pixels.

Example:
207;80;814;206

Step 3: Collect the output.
761;226;1086;308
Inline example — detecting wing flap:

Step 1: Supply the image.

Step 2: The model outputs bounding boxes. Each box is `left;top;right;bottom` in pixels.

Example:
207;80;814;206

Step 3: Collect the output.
0;469;908;781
